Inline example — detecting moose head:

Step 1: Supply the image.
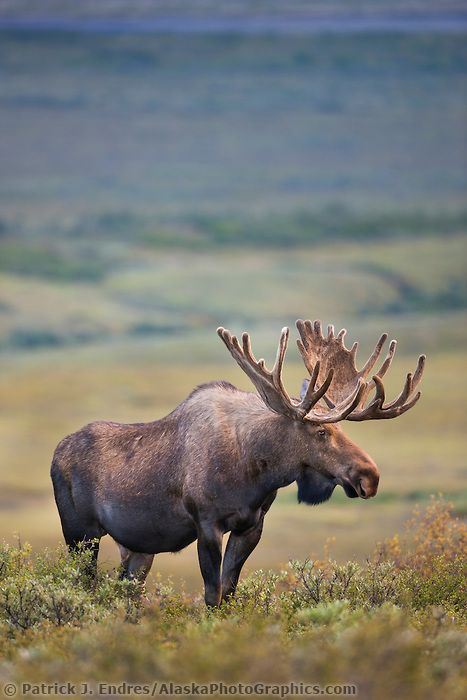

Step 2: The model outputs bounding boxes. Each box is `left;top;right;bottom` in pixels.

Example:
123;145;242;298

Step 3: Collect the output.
218;319;426;506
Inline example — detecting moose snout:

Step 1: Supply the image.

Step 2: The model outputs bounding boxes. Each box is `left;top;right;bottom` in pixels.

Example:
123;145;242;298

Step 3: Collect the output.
355;472;379;499
354;461;380;498
343;459;380;499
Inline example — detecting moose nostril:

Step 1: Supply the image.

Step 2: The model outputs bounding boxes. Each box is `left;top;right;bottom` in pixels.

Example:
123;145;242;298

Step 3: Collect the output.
359;481;367;498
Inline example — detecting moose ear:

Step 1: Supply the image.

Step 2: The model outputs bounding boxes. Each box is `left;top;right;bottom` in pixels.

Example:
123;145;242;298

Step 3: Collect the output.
300;378;310;401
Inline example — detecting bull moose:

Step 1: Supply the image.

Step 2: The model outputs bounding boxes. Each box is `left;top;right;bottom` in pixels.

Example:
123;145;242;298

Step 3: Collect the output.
51;319;425;606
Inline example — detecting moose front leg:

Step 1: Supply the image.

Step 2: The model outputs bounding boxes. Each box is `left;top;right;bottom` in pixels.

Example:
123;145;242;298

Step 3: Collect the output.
197;524;223;607
221;491;277;601
221;520;264;601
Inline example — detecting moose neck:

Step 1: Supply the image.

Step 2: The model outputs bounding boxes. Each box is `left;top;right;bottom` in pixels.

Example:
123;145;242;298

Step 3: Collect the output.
228;392;302;490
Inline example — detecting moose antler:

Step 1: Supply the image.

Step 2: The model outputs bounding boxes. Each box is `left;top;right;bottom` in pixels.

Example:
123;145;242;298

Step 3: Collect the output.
217;326;367;423
296;319;425;421
218;321;425;423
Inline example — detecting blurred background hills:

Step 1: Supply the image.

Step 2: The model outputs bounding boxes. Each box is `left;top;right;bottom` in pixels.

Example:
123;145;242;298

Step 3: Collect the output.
0;0;466;589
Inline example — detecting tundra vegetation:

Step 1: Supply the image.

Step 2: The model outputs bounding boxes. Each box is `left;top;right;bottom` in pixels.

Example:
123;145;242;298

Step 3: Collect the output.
0;498;465;699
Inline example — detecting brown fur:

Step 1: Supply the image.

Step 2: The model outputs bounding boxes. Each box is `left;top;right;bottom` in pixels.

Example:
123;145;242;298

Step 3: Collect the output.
51;380;379;606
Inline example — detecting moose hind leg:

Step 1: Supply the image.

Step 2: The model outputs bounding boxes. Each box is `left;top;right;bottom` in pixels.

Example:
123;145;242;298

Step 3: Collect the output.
118;545;154;584
51;462;103;578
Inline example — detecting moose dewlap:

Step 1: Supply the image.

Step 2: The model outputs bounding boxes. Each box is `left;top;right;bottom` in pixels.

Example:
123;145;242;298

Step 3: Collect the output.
51;319;425;606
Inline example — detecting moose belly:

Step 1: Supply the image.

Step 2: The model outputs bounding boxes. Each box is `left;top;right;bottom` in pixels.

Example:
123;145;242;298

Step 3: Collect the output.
96;500;197;554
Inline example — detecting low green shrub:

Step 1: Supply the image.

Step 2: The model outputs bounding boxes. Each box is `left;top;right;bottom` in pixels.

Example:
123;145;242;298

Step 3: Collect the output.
0;498;465;699
0;543;141;630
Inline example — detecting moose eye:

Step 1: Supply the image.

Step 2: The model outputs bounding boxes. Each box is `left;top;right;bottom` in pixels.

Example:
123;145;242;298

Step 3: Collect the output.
317;429;327;439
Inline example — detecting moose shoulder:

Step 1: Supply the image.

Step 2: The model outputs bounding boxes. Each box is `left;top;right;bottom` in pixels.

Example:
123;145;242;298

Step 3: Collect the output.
51;319;425;606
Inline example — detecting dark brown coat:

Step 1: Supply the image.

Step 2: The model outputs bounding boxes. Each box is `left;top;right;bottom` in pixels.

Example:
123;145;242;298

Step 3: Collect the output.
51;320;424;606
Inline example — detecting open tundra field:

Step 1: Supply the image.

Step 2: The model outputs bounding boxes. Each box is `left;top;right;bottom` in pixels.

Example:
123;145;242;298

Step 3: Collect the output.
0;233;466;591
0;498;465;699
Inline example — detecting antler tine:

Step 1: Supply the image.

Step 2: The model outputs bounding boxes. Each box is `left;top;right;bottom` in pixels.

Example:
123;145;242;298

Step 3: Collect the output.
393;391;422;416
308;360;321;393
242;331;271;382
382;353;426;411
309;368;334;404
348;352;425;421
218;326;239;355
336;328;347;346
333;379;368;421
241;329;290;382
351;338;397;410
217;326;303;420
299;361;320;410
349;390;422;421
384;372;413;411
412;354;426;389
359;333;388;379
296;338;314;375
296;319;315;374
305;378;367;424
369;374;386;408
299;364;334;415
272;327;290;389
368;338;397;382
344;376;384;422
241;331;256;363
